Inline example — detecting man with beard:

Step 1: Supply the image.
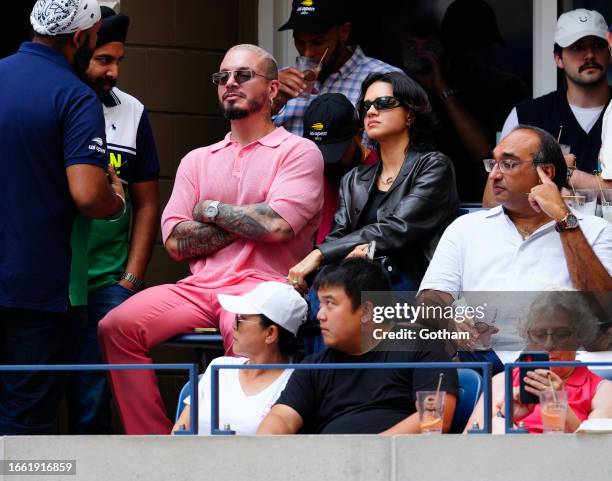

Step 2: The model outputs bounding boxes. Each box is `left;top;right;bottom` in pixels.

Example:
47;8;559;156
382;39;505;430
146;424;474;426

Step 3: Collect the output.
489;9;611;201
0;0;124;434
66;6;160;434
272;0;399;136
98;44;324;434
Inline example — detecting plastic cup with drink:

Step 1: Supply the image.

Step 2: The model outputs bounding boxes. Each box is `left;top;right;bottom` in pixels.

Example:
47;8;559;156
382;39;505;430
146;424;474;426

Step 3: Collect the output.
563;189;597;216
539;390;568;434
417;390;445;434
600;189;612;223
295;56;321;99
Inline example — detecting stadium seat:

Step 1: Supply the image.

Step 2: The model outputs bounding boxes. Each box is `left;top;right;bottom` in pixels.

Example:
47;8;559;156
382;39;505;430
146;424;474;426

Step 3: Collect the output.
164;332;224;369
458;203;487;216
591;369;612;381
175;374;204;423
450;368;483;433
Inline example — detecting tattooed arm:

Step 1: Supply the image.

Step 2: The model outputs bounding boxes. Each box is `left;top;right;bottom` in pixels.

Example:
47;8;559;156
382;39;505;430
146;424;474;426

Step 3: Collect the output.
165;221;238;261
193;201;294;242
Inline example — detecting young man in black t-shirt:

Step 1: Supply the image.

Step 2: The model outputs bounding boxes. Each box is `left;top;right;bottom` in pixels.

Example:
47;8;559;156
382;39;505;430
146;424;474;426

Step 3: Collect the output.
257;259;458;434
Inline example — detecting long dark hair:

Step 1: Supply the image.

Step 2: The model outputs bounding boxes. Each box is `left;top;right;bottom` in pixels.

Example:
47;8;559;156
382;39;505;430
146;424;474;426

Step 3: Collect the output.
357;71;437;152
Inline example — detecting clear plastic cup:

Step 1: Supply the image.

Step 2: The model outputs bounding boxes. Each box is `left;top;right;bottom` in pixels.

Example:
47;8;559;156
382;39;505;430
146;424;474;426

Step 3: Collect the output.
563;189;597;216
600;189;612;224
295;56;320;98
417;391;445;434
539;390;568;434
474;306;497;351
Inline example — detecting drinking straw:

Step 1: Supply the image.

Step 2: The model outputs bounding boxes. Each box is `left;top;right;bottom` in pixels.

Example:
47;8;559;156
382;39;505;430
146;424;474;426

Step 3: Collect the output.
547;372;558;403
596;177;606;204
434;372;444;403
318;48;329;70
569;179;577;197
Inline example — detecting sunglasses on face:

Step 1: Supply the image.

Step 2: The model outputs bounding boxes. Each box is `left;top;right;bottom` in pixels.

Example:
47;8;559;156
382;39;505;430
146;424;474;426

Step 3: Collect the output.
212;69;268;86
232;314;261;330
359;96;402;116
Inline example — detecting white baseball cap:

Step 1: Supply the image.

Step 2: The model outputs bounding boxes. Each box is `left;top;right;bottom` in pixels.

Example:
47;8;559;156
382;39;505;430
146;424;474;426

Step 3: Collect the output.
218;282;307;336
554;9;609;48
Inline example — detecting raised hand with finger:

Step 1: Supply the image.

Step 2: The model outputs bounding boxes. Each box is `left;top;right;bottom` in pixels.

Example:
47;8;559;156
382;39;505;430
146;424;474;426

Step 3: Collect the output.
528;166;570;221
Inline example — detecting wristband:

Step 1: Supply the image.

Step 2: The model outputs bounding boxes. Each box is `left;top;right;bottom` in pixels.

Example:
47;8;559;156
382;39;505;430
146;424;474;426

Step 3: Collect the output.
107;193;127;222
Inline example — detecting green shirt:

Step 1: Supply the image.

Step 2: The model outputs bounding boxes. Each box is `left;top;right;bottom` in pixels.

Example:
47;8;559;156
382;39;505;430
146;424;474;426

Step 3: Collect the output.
87;196;133;293
68;214;92;307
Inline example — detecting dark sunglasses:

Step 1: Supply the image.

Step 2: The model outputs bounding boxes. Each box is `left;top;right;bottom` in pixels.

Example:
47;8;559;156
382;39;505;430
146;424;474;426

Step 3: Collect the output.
360;96;401;115
212;69;269;86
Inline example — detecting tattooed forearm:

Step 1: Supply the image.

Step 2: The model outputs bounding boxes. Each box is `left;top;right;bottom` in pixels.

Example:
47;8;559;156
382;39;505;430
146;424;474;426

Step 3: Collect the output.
215;203;294;241
169;221;237;260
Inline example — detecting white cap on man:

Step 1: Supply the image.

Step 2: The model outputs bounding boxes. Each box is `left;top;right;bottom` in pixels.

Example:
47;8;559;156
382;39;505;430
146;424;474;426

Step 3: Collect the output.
218;282;307;336
554;9;608;48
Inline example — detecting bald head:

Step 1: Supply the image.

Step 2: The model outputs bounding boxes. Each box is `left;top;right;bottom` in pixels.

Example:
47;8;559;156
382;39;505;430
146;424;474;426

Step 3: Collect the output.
225;44;278;80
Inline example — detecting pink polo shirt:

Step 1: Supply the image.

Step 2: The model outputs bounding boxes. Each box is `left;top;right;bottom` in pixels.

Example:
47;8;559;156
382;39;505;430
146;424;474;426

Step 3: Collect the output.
161;127;324;288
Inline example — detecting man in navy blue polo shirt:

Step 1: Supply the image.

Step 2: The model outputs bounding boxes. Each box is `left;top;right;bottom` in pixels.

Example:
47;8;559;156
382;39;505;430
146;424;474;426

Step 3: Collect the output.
0;0;125;434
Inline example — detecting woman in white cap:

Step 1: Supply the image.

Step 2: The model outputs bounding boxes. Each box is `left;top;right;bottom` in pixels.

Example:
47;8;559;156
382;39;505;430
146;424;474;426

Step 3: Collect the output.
171;281;307;435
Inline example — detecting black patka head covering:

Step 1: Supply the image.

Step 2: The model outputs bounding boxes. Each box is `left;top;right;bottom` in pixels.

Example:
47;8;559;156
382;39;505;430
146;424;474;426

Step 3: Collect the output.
96;6;129;47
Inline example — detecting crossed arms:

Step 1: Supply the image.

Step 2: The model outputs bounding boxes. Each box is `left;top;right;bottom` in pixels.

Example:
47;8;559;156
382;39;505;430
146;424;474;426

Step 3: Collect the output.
165;200;294;261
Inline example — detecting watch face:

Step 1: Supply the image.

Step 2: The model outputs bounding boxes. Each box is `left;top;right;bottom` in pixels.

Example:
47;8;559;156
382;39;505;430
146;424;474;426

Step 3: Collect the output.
206;205;218;218
566;214;578;229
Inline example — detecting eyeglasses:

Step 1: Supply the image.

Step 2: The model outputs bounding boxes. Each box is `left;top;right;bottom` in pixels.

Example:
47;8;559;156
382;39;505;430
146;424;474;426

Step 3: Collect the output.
233;314;261;330
527;328;576;345
483;158;536;174
359;96;402;116
212;69;269;86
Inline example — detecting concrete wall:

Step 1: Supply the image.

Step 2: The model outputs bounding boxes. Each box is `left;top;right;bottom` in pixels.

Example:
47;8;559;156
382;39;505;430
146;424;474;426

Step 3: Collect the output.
2;435;612;481
118;0;259;287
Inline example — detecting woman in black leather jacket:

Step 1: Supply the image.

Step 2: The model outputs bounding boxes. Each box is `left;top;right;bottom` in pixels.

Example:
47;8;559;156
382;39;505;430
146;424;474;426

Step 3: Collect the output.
288;71;460;290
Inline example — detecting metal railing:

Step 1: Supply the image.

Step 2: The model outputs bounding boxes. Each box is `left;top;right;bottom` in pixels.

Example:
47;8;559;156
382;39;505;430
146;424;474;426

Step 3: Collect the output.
0;363;200;435
210;361;493;435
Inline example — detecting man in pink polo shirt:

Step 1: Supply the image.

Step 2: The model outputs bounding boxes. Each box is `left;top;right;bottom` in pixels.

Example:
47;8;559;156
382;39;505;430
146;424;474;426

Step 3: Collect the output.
98;44;324;434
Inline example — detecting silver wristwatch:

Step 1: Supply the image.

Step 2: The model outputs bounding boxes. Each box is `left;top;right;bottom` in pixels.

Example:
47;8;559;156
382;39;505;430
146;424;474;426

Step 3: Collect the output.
121;272;145;290
205;200;221;221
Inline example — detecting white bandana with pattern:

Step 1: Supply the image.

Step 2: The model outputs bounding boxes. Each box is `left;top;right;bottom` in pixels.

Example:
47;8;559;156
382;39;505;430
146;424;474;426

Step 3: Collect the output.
30;0;101;36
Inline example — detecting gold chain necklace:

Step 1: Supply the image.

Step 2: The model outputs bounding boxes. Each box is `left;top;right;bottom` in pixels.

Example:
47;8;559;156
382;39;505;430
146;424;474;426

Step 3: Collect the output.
515;220;548;240
515;225;534;240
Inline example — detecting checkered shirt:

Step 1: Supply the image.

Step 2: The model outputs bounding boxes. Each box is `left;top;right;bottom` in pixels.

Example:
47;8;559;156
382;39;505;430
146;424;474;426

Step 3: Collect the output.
273;46;401;135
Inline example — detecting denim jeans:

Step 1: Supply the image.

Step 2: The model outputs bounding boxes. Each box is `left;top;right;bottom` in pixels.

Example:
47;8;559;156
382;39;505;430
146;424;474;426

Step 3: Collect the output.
66;283;134;434
0;307;80;434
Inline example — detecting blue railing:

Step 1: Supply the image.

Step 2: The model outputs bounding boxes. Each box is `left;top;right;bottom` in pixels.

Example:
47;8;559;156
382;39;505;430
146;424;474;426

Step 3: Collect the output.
503;361;612;434
0;363;200;435
210;361;493;435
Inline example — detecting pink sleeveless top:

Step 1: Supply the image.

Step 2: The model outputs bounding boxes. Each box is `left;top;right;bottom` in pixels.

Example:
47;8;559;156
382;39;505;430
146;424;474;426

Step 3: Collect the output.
512;366;604;433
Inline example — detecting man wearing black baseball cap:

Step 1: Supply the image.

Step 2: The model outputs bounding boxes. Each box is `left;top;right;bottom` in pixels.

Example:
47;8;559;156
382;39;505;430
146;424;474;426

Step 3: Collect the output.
273;0;399;136
67;5;160;434
303;93;376;243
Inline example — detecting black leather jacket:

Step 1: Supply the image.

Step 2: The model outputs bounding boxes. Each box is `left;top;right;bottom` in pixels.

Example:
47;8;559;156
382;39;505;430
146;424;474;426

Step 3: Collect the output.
318;149;460;284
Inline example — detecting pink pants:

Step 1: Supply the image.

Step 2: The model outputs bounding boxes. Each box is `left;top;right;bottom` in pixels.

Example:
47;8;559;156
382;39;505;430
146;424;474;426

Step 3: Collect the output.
98;279;261;434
